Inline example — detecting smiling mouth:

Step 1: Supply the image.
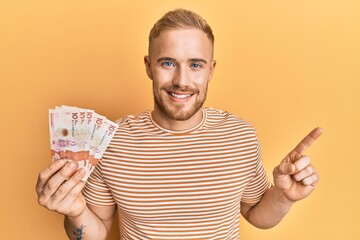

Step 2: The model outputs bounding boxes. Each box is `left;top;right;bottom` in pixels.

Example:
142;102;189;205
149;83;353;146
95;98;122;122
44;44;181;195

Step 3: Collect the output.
167;92;194;99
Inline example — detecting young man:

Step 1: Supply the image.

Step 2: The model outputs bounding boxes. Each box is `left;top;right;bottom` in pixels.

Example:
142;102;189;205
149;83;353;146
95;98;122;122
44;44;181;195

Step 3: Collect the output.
36;9;322;239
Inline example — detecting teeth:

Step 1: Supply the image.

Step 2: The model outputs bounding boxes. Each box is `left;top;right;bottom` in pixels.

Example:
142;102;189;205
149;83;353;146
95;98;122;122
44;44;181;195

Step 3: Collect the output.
170;92;192;99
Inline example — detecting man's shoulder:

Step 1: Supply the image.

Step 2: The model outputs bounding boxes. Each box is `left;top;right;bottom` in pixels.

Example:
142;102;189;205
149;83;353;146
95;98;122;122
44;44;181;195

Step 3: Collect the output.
204;107;259;141
115;110;151;125
205;107;253;128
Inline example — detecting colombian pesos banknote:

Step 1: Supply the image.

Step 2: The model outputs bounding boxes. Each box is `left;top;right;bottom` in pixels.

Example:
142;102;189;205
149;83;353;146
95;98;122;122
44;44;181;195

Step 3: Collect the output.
49;105;119;180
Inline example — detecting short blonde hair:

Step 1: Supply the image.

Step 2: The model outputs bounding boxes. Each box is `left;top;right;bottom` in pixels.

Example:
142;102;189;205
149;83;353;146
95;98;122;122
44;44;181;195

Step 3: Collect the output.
148;9;214;54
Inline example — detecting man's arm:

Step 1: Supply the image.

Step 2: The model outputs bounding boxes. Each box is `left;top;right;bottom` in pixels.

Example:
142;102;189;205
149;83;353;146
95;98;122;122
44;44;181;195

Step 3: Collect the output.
241;127;323;229
241;186;294;229
36;159;116;240
64;204;116;240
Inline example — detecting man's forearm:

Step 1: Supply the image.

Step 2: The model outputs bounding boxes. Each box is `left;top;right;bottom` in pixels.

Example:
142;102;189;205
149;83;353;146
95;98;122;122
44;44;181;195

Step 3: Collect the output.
243;186;295;229
64;207;108;240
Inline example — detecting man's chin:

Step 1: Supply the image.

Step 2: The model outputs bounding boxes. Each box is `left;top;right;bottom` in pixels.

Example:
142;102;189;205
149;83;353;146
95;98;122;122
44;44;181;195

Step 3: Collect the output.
168;113;193;121
164;106;201;121
154;94;205;121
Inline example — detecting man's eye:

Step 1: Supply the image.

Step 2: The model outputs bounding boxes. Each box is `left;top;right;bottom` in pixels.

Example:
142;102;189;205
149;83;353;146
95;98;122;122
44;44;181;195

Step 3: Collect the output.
162;61;174;67
191;63;202;68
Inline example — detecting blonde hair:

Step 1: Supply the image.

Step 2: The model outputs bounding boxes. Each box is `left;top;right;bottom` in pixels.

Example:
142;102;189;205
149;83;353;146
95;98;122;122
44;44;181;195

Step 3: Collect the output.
148;9;214;54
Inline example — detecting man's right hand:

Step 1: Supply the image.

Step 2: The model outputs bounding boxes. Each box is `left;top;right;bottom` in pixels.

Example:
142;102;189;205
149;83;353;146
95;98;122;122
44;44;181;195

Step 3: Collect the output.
36;159;87;218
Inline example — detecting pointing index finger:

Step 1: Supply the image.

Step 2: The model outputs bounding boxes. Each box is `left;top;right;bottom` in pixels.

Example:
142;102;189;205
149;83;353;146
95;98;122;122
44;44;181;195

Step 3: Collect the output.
293;127;323;155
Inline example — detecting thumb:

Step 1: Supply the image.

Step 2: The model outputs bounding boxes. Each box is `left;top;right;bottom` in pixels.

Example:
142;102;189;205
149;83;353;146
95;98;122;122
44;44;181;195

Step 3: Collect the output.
274;162;296;177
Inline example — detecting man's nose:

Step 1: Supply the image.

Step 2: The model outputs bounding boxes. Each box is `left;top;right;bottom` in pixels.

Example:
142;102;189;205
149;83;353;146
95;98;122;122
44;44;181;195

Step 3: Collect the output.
172;65;190;88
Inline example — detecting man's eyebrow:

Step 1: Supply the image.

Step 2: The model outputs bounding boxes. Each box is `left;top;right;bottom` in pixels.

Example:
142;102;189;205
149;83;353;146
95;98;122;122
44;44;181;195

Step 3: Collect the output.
157;57;176;63
189;58;207;64
156;57;208;64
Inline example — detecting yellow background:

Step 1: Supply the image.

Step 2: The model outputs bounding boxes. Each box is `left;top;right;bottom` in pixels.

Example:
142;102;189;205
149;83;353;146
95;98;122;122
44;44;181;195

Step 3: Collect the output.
1;0;359;239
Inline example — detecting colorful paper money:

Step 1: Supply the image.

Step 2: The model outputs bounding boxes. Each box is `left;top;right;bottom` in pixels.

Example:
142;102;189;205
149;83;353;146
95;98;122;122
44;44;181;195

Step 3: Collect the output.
49;106;118;180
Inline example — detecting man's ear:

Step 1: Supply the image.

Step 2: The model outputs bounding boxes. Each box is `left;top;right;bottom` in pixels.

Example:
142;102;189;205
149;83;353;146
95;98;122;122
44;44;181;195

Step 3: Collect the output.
144;56;153;80
208;59;217;82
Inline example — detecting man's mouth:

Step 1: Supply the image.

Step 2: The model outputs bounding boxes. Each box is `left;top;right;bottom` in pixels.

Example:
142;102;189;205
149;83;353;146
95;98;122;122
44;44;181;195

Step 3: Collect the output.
168;92;193;99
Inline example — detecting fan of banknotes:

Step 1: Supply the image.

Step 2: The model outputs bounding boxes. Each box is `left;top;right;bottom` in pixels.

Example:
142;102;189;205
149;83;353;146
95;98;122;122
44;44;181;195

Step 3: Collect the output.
49;106;119;180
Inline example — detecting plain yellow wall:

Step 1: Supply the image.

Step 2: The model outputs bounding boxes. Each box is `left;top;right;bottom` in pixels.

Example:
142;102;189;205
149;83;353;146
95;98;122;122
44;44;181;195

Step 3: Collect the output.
1;0;359;239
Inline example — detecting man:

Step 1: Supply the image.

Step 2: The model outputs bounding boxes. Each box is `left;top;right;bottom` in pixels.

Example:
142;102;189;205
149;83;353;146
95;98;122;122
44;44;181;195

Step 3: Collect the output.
36;9;322;239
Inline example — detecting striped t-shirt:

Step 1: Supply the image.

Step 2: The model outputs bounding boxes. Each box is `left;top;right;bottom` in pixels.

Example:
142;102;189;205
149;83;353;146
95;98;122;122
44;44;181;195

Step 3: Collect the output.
83;107;271;239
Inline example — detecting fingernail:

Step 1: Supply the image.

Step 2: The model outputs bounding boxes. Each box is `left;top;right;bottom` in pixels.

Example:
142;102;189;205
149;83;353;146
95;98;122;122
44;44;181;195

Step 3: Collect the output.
67;161;75;169
77;168;86;176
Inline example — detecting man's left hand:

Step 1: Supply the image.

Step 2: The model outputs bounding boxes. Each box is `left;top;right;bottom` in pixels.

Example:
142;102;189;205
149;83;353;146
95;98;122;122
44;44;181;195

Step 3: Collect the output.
272;127;323;202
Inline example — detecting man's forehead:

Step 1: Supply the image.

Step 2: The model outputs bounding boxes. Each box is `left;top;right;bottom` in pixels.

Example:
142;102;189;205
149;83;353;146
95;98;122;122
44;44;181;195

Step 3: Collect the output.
149;28;213;59
154;27;210;42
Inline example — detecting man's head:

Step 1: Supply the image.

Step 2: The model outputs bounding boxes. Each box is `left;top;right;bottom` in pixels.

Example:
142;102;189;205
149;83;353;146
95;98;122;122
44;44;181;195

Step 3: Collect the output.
148;9;214;57
145;9;216;122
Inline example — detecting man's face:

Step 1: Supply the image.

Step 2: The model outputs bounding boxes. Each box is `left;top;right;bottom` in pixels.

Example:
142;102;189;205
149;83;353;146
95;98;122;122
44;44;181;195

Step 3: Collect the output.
145;28;216;121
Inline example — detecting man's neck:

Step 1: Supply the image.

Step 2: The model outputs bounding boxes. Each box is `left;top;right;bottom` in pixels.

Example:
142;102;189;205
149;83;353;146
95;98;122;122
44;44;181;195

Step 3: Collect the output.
151;108;204;132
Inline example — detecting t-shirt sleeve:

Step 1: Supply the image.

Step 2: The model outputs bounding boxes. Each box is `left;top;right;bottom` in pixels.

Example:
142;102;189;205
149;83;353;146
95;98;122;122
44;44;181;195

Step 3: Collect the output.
241;131;272;204
83;162;116;206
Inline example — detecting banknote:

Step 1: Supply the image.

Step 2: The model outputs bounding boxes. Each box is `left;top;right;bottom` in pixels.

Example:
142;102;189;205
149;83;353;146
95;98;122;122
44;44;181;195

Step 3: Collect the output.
49;106;119;180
